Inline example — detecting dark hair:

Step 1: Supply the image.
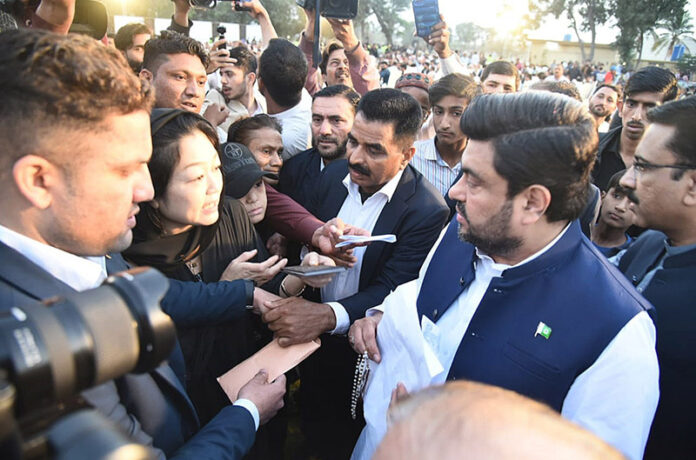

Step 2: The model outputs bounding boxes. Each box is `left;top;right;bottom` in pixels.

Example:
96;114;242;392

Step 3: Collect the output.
357;88;422;147
530;80;582;101
480;61;519;90
313;84;361;112
606;169;629;194
258;38;307;108
592;83;622;100
319;41;344;75
647;96;696;178
150;111;219;199
428;73;481;106
227;114;283;147
114;23;152;51
460;92;598;222
142;30;209;75
624;66;678;102
0;29;153;174
229;45;257;75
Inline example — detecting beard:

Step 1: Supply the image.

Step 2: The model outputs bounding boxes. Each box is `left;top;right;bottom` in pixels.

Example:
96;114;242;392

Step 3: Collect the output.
457;200;522;258
590;104;609;118
313;136;348;162
126;57;143;74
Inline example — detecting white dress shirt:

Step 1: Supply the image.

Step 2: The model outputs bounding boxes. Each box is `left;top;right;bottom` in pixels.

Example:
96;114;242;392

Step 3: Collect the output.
0;224;107;290
322;170;405;334
0;224;261;429
353;224;659;460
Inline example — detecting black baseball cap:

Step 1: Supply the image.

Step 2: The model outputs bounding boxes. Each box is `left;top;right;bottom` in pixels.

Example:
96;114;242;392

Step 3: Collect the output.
68;0;108;39
220;142;277;199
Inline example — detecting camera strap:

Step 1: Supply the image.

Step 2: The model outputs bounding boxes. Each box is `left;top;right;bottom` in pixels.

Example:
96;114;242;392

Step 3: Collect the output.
312;0;321;69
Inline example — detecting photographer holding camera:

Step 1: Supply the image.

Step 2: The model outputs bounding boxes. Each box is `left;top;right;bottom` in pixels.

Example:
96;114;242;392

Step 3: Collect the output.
0;29;286;459
298;2;378;96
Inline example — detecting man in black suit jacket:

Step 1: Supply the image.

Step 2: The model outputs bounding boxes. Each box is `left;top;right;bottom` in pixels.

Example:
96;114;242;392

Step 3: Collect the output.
278;84;360;208
0;29;284;459
616;96;696;459
263;89;449;458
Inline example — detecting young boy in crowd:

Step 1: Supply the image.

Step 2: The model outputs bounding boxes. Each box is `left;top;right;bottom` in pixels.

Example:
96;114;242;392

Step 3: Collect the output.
591;169;636;257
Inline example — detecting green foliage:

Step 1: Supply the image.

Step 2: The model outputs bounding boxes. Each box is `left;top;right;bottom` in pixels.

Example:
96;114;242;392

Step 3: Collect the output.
529;0;610;61
650;9;693;59
361;0;411;45
677;54;696;74
611;0;689;68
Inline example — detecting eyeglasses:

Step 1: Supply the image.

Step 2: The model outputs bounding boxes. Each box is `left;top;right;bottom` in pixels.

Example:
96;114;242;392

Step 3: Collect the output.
631;156;696;175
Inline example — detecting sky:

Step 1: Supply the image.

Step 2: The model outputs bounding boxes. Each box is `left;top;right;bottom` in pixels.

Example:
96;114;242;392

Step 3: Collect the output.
439;0;696;44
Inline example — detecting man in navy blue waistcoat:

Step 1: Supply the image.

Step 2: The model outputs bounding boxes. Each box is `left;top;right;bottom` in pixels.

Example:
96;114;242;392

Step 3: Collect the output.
349;92;658;460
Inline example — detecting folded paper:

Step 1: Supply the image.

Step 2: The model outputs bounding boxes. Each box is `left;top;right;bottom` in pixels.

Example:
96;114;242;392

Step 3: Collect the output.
335;234;397;248
217;338;321;401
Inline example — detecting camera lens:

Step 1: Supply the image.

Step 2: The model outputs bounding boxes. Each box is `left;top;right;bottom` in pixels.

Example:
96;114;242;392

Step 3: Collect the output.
0;268;174;416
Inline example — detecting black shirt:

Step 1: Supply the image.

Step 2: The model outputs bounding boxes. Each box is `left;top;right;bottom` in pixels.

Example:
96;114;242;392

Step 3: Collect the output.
592;126;625;191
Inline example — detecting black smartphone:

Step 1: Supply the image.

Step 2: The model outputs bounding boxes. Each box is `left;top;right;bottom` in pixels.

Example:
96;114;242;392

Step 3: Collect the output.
412;0;440;39
216;25;226;49
234;0;251;11
281;265;346;277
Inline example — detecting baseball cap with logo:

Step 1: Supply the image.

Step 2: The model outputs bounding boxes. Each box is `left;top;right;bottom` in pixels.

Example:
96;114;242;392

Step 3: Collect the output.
221;142;277;199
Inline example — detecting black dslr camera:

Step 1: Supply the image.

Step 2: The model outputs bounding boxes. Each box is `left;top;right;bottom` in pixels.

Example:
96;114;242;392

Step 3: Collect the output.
295;0;358;19
187;0;250;10
0;268;175;460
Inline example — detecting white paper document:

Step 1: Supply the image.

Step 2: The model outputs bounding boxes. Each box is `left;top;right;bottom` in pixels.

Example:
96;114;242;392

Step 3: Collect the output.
335;234;397;248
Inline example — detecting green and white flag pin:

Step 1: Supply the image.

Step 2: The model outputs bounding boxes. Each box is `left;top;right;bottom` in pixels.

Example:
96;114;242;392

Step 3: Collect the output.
535;322;552;339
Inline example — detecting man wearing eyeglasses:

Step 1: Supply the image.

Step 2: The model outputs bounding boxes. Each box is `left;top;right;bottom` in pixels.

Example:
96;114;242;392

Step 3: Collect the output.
616;96;696;460
592;66;678;192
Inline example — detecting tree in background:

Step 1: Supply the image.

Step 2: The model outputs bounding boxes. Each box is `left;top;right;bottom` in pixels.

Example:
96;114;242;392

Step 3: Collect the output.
530;0;610;62
677;54;696;76
453;22;488;51
649;8;693;60
360;0;410;46
611;0;689;68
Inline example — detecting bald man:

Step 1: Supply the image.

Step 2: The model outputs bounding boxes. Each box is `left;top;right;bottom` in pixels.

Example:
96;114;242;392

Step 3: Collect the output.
375;381;625;460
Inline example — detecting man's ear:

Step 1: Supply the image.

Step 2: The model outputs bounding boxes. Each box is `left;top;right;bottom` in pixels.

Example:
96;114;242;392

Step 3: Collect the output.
257;75;265;94
401;145;416;168
246;72;257;88
683;170;696;207
12;155;62;210
519;184;551;225
616;99;624;115
139;68;153;82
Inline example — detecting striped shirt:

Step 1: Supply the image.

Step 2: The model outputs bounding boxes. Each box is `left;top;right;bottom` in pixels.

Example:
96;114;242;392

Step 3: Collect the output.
411;138;462;197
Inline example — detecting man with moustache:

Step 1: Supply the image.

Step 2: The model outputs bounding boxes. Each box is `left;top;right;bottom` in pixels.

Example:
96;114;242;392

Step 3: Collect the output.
592;66;677;191
616;97;696;459
139;30;210;116
114;23;152;73
412;73;481;196
299;7;378;96
263;88;449;459
588;83;621;133
349;92;658;460
278;85;361;208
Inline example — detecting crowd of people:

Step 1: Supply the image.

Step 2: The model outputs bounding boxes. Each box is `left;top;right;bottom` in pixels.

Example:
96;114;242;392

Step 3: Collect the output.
1;1;695;460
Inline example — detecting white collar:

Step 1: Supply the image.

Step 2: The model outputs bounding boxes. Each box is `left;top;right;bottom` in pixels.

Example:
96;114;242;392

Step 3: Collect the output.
475;223;572;272
272;89;312;117
0;224;107;292
342;168;406;203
